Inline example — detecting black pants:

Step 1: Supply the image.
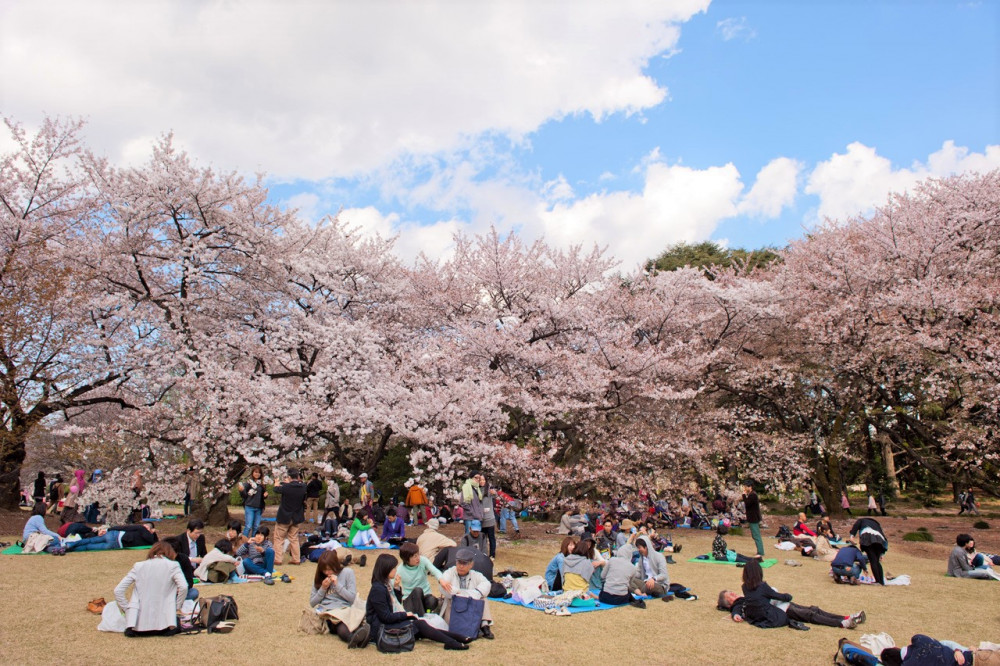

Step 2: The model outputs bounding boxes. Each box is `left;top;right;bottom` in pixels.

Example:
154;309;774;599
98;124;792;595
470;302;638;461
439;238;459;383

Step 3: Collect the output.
861;544;885;584
482;525;496;558
785;603;846;628
321;507;338;524
598;590;636;606
402;587;439;615
408;618;467;649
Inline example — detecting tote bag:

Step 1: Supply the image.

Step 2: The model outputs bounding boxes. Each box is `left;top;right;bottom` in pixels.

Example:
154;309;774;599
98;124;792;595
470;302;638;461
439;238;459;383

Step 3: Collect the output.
448;595;485;640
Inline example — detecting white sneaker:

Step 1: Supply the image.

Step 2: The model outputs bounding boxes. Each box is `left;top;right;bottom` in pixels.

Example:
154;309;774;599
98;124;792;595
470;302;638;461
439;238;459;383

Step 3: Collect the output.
986;568;1000;581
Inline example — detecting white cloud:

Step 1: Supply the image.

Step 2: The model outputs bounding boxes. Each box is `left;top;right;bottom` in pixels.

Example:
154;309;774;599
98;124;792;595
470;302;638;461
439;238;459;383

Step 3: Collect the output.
738;157;802;217
806;140;1000;221
0;0;709;181
716;17;757;42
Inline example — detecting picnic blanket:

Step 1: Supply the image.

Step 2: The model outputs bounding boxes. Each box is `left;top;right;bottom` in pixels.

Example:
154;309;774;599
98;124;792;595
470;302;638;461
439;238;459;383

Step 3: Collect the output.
344;544;400;550
496;595;639;614
688;555;777;568
1;544;152;555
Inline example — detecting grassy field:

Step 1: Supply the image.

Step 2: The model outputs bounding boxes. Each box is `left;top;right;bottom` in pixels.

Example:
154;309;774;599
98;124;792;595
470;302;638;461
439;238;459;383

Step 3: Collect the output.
3;516;999;666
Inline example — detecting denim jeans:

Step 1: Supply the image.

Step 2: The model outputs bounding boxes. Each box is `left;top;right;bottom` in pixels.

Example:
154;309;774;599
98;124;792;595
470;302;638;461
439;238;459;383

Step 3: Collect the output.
831;563;862;579
242;547;275;575
66;531;121;551
499;507;519;533
244;506;262;537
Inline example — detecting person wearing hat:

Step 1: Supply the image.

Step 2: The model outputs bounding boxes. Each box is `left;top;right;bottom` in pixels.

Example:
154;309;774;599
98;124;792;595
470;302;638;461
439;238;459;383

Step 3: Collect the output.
616;519;637;550
273;468;307;566
459;519;488;554
417;518;456;560
439;548;495;640
358;473;374;509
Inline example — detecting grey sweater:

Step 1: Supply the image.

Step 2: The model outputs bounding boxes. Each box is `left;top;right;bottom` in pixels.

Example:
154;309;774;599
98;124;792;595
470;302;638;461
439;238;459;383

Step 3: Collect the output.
947;546;975;577
601;556;636;596
310;567;358;612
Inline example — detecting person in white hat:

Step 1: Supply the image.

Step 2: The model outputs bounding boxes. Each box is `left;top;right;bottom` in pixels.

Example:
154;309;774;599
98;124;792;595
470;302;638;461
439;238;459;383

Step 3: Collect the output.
417;518;457;560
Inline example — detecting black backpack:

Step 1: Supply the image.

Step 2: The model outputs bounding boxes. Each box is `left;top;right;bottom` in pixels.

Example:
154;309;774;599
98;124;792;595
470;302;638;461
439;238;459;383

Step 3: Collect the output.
198;595;239;633
775;525;794;540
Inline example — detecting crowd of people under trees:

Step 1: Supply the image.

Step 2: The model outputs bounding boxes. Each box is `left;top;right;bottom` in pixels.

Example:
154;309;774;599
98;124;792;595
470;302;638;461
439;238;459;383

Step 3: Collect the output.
11;462;1000;662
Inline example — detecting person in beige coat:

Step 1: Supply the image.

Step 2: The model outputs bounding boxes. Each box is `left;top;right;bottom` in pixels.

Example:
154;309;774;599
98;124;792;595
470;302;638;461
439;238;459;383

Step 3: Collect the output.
416;519;457;560
114;541;189;636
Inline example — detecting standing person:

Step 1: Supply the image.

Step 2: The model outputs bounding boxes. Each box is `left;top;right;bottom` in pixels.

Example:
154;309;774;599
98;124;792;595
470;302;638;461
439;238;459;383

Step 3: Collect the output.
46;474;65;516
867;493;878;516
877;488;888;517
273;468;307;566
405;482;429;525
238;466;267;538
321;475;341;526
848;516;888;585
477;474;498;559
131;470;144;499
366;553;471;651
358;473;374;509
742;481;765;559
113;541;188;637
841;490;853;516
497;490;522;538
183;467;200;517
461;472;484;536
32;471;46;504
305;472;323;524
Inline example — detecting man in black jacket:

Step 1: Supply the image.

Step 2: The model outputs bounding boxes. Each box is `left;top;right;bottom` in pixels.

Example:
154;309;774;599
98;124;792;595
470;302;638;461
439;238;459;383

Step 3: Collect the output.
64;522;159;552
163;519;207;595
718;589;864;630
273;468;307;565
742;481;765;558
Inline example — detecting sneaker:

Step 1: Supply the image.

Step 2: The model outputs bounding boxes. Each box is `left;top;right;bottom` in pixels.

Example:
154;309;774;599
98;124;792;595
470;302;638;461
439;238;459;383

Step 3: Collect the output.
280;574;291;583
842;617;858;629
853;611;866;625
263;576;275;586
348;623;370;648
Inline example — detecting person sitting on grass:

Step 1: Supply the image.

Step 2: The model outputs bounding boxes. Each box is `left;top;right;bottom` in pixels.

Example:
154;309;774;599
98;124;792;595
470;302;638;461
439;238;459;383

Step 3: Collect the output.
416;518;456;561
22;502;64;551
194;538;242;582
381;506;407;546
64;521;159;552
310;549;370;648
815;514;839;542
630;535;670;600
235;526;275;580
439;548;495;640
595;520;617;554
544;536;578;592
349;508;388;548
599;544;647;609
224;520;247;554
718;585;865;630
367;553;472;651
830;544;868;584
792;512;817;538
458;519;488;554
397;542;451;615
559;537;602;598
113;541;188;637
712;524;755;564
948;534;1000;581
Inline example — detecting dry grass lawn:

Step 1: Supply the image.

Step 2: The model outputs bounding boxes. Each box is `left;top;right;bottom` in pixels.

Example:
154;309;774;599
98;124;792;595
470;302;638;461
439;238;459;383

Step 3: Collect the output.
2;521;999;665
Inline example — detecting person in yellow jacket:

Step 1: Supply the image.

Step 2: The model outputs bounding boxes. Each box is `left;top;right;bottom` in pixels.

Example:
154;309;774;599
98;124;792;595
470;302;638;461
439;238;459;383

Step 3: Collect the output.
405;483;429;525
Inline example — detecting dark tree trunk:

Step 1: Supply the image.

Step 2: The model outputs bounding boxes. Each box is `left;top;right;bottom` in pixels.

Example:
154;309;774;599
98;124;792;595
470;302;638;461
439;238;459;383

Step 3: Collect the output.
0;429;30;510
205;492;231;527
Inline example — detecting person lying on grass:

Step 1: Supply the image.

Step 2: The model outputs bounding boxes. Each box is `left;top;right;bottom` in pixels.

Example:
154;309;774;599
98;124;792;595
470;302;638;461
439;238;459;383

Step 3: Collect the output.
64;521;158;552
719;559;865;631
839;635;999;666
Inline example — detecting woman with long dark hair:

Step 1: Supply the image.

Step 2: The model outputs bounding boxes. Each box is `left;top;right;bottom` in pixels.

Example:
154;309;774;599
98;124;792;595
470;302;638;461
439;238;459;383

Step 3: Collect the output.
310;549;369;647
365;553;471;651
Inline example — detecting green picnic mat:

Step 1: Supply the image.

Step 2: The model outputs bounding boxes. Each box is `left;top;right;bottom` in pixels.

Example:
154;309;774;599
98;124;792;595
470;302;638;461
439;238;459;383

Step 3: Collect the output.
688;555;777;568
1;543;152;555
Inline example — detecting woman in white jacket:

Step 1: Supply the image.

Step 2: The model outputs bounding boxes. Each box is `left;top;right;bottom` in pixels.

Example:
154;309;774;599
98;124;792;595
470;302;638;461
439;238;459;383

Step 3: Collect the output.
114;541;189;637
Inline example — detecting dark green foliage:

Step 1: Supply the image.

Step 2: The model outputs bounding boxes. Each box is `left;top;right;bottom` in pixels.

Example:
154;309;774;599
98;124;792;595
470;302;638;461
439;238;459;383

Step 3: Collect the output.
910;469;946;507
902;531;934;542
647;241;781;278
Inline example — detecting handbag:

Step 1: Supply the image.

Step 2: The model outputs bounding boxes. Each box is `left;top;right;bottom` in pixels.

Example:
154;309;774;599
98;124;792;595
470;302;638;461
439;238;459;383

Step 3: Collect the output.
299;608;329;635
376;623;416;653
448;595;485;640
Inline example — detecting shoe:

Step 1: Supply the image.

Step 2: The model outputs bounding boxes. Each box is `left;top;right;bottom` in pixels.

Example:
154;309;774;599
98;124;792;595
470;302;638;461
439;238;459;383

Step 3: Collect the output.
263;576;275;585
630;599;647;609
666;556;676;564
788;620;810;631
280;574;291;583
445;643;470;650
479;625;494;639
348;623;370;648
341;553;352;566
853;611;866;624
842;617;858;629
359;554;367;567
555;608;571;616
673;544;682;553
736;562;746;568
661;594;674;602
544;607;557;615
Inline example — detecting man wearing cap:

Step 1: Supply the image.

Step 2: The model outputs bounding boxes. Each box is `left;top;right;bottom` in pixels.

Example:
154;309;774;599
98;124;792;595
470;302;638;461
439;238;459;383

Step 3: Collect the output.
439;548;495;640
273;468;307;566
459;519;488;554
359;472;374;509
417;518;457;560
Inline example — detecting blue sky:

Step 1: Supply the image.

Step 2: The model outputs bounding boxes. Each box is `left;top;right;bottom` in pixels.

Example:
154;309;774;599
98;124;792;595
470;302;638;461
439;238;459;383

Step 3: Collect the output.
2;0;997;269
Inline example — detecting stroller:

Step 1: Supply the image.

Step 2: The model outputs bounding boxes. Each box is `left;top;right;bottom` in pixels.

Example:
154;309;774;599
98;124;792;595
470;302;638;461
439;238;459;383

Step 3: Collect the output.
689;503;712;530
